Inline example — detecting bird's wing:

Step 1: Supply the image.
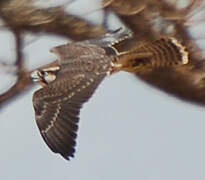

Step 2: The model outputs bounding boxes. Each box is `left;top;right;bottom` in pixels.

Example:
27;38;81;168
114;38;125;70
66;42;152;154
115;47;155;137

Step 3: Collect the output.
32;70;106;160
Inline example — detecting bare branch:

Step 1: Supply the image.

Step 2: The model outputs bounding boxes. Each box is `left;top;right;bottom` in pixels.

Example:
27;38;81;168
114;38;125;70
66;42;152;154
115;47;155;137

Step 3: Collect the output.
0;29;30;109
103;0;146;15
0;71;31;110
0;0;106;40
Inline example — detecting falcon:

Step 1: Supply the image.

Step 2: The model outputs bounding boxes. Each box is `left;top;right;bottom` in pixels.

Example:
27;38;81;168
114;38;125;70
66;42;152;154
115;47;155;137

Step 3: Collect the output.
31;30;189;160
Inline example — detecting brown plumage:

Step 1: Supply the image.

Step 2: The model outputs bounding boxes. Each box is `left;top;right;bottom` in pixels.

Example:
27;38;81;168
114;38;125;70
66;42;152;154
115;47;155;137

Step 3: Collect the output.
31;32;189;160
32;42;113;160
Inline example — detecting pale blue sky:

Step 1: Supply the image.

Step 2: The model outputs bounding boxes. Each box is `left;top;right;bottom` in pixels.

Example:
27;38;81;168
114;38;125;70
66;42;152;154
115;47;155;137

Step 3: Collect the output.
0;0;205;180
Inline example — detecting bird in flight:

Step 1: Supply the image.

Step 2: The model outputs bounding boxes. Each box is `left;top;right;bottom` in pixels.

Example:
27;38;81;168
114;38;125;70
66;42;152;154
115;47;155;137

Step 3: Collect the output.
30;29;189;160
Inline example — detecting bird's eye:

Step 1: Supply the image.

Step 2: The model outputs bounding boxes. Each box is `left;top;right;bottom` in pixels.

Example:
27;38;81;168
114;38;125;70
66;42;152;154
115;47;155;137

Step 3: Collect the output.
39;70;47;77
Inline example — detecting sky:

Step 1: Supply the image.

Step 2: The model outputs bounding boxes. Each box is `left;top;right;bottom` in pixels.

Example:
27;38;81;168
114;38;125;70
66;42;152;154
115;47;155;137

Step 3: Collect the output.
1;0;205;180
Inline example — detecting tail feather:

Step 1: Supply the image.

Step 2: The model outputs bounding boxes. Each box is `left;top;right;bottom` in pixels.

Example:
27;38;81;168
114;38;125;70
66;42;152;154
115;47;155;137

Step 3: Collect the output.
112;37;189;72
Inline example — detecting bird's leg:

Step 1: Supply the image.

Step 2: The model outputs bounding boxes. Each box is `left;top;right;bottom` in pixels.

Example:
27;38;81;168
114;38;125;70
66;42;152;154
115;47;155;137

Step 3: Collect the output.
111;51;153;73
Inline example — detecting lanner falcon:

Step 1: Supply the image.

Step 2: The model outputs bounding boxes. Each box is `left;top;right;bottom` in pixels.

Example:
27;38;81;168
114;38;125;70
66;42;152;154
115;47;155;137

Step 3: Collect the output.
31;30;189;160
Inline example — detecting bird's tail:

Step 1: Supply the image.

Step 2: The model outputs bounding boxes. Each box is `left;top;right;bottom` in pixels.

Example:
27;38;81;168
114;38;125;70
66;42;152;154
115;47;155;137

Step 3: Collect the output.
112;37;189;73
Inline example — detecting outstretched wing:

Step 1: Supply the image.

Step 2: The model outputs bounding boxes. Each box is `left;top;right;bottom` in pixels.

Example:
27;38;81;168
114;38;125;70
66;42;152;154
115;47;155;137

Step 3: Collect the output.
33;68;107;160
